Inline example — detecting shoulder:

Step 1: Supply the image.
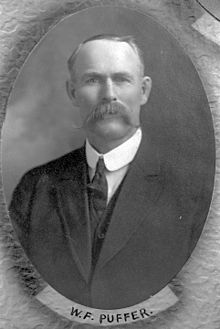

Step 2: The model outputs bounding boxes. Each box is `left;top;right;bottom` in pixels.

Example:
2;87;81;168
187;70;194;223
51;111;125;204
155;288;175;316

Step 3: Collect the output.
11;146;85;200
22;146;85;181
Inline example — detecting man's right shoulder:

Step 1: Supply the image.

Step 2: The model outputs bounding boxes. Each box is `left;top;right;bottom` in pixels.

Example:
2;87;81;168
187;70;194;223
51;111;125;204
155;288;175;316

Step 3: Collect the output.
17;145;86;187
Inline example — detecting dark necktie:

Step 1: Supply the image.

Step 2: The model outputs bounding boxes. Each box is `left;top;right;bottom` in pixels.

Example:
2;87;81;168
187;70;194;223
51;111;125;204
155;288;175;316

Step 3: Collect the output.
88;157;108;237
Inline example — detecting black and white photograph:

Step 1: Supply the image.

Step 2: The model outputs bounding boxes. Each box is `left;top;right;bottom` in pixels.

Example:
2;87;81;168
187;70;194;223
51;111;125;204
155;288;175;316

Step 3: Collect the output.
0;1;218;328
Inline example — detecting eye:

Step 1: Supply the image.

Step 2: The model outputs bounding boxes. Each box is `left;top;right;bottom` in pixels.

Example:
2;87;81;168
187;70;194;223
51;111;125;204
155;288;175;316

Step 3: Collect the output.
114;75;132;83
85;77;99;84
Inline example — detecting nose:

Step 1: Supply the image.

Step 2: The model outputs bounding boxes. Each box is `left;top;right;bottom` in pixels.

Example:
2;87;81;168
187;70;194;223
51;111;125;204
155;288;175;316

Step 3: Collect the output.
101;79;117;102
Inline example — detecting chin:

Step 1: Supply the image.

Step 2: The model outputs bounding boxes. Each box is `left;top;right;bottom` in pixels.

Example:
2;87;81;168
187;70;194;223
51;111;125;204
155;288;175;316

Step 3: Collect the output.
93;120;134;140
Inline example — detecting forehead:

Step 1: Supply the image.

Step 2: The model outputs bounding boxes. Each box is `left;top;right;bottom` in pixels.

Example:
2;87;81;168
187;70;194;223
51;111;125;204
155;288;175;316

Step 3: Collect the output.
74;40;141;78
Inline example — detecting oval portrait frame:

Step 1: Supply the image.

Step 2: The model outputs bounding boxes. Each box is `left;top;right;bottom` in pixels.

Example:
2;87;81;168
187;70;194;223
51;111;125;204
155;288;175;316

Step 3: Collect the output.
1;2;216;328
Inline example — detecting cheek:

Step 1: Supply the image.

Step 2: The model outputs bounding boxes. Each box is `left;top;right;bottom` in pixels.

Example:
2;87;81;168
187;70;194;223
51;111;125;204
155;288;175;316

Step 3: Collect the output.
121;85;142;102
122;92;142;109
77;88;100;108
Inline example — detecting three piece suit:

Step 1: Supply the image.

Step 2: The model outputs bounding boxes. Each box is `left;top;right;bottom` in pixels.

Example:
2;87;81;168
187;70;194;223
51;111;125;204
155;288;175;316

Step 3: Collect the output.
9;131;212;309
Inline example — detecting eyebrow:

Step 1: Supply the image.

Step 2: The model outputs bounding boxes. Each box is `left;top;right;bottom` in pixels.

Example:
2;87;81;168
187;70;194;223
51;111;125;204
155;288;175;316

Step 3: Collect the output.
81;71;135;81
81;72;103;80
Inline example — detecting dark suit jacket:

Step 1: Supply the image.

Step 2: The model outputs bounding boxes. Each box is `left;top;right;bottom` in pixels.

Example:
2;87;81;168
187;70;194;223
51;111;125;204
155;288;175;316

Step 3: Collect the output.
9;132;213;309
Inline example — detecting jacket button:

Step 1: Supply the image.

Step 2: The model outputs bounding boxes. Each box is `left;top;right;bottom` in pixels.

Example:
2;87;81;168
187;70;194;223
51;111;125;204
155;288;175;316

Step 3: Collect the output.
98;232;105;239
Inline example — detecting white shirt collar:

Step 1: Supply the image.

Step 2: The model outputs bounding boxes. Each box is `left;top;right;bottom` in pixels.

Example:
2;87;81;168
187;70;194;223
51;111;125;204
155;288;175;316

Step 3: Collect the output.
86;128;142;171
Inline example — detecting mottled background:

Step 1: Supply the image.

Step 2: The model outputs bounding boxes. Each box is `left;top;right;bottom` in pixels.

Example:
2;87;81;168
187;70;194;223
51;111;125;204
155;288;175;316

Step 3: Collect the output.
0;0;220;329
3;5;214;206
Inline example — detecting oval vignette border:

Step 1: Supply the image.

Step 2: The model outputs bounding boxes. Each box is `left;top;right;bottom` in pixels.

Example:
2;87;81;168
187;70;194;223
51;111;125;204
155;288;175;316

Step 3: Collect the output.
0;1;217;328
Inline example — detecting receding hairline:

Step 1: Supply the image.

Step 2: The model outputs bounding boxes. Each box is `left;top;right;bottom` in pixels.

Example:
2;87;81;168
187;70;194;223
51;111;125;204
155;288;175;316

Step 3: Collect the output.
67;34;145;80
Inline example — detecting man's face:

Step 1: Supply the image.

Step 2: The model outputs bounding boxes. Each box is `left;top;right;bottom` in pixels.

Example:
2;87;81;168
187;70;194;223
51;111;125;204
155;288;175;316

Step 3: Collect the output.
67;39;151;141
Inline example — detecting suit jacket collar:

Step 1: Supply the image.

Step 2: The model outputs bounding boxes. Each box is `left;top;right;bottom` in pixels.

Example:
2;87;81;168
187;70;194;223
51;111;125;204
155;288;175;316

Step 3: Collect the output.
53;131;162;281
53;148;92;282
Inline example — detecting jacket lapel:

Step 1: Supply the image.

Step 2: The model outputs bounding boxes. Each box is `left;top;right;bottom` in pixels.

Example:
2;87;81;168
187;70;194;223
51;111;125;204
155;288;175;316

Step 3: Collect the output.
96;134;164;271
53;147;92;283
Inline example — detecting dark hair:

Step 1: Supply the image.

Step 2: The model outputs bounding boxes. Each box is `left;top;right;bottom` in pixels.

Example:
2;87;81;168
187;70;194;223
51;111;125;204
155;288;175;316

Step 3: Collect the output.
67;34;145;80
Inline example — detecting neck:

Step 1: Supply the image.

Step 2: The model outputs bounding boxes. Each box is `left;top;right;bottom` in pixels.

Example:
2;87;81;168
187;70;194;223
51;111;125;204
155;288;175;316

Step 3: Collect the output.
87;128;138;154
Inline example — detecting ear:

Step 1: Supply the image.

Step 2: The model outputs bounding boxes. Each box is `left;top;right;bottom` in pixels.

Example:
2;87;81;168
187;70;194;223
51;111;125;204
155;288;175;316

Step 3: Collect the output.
140;76;152;105
66;79;78;106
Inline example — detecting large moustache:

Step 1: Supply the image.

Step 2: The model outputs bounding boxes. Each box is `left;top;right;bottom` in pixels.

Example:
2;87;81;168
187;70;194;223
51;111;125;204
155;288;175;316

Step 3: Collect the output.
86;102;130;123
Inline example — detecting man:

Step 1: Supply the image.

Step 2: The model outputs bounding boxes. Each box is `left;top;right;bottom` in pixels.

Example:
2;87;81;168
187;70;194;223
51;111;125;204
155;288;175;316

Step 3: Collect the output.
9;34;209;310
